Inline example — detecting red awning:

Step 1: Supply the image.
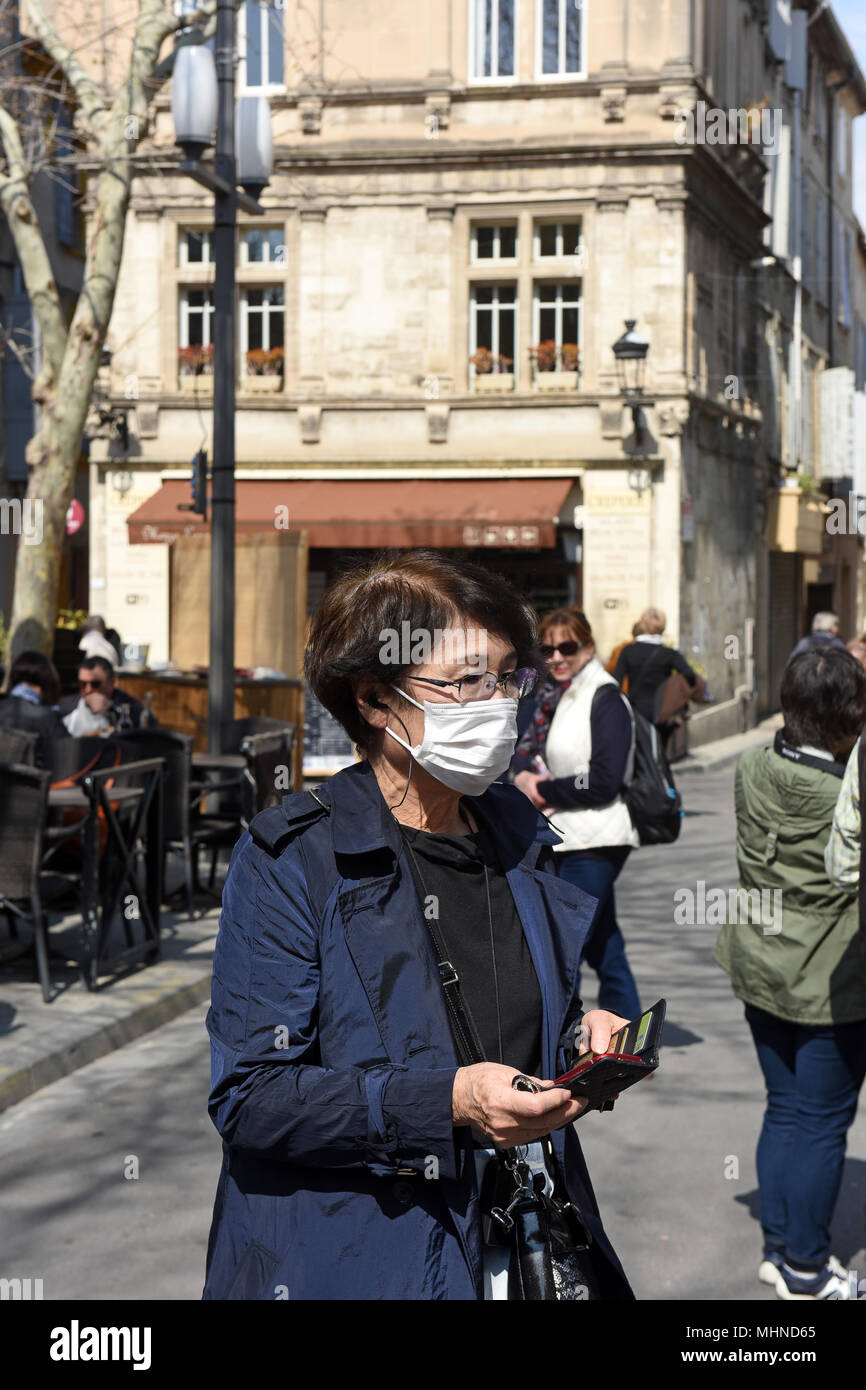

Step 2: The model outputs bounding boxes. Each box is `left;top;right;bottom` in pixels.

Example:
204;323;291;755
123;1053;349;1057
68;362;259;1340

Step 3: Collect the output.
126;478;574;548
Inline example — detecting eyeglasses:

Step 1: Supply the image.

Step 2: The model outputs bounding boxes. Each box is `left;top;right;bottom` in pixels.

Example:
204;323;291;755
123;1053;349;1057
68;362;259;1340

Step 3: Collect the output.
79;678;105;691
410;667;538;703
539;640;583;659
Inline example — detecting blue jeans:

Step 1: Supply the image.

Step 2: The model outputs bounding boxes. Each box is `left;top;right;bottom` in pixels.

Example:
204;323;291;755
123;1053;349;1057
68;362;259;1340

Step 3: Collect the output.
555;847;641;1021
745;1002;866;1269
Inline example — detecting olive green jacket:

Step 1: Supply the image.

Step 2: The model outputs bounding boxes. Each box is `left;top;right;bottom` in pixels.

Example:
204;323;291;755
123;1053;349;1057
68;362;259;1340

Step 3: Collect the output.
714;745;866;1026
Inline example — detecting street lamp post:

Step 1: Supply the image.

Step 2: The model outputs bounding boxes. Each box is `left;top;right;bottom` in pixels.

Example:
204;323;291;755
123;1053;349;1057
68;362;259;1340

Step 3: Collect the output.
172;1;274;752
611;319;651;451
209;0;237;756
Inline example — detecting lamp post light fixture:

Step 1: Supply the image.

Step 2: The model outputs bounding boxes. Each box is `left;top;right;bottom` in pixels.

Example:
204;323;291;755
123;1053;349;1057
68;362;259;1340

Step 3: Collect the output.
171;0;275;753
612;319;651;449
89;345;130;453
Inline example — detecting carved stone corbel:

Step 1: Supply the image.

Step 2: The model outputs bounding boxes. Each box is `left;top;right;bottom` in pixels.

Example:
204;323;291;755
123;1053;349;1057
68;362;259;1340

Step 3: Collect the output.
426;404;450;443
601;86;627;123
299;404;322;443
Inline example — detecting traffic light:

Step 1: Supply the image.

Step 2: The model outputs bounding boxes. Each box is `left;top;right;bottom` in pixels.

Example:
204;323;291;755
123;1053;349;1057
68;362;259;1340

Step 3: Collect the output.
178;448;208;520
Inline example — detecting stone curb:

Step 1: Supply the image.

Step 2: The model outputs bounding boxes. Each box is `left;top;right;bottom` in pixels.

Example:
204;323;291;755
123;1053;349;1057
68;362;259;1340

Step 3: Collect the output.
0;973;212;1115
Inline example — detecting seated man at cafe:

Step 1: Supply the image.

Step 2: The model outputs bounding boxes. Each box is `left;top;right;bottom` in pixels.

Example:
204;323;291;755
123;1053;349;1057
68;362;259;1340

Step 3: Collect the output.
60;657;156;736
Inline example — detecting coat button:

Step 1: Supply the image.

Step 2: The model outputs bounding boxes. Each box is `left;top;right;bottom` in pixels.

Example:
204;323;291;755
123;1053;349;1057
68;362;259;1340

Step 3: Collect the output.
393;1180;415;1206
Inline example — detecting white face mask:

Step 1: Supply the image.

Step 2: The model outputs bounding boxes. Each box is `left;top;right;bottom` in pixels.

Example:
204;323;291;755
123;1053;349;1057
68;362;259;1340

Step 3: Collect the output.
384;687;519;796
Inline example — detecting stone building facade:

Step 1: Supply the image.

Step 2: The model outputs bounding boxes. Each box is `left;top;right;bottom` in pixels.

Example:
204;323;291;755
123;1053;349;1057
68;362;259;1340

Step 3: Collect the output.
39;0;860;731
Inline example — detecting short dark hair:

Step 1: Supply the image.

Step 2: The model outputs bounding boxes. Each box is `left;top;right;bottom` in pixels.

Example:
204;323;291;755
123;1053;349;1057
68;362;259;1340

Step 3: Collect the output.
780;647;866;751
305;549;539;752
78;656;114;681
8;650;61;706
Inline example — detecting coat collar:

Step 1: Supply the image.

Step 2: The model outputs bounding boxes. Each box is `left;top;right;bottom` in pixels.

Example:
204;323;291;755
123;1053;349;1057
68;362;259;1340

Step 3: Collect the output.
326;759;560;866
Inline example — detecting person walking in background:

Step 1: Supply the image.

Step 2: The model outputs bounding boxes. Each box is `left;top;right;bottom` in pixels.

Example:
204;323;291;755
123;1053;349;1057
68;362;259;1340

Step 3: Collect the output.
604;621;641;691
715;648;866;1300
612;607;699;756
78;615;122;668
513;608;641;1021
787;611;845;666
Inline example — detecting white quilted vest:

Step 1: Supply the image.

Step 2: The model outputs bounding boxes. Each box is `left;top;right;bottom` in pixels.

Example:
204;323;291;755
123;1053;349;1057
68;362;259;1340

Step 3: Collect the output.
543;657;639;852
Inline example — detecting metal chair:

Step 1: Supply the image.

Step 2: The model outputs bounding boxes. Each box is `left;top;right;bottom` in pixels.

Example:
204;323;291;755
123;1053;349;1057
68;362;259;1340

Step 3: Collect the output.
238;726;295;828
221;715;291;752
0;728;39;766
0;762;78;1002
120;729;239;915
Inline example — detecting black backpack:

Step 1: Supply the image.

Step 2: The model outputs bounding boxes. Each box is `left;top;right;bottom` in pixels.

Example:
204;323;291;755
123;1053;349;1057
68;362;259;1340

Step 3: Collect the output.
624;706;683;845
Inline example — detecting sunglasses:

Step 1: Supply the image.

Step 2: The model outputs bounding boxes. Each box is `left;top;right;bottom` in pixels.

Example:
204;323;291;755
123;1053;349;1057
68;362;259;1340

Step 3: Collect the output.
540;640;583;658
79;677;106;691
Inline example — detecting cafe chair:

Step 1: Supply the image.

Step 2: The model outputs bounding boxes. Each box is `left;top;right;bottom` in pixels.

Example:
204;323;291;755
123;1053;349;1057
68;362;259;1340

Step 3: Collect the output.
0;762;80;1003
239;726;296;829
0;727;39;767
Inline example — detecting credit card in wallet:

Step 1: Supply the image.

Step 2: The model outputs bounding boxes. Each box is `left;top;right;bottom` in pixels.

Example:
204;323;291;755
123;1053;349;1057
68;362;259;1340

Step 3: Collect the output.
552;999;666;1112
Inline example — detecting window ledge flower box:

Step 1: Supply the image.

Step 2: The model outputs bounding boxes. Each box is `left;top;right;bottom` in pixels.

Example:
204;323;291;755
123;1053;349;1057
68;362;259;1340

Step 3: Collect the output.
242;375;284;394
473;373;515;394
179;374;213;394
534;370;579;391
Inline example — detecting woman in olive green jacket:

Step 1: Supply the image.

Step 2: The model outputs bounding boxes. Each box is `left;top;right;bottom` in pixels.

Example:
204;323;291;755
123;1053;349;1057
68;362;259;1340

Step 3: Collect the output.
714;647;866;1301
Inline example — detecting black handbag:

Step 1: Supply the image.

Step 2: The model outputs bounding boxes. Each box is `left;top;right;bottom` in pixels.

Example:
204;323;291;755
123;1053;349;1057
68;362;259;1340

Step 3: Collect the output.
419;884;599;1301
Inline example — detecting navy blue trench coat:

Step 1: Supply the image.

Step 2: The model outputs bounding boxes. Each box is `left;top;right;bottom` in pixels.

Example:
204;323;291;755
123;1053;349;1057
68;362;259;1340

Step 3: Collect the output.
203;758;635;1301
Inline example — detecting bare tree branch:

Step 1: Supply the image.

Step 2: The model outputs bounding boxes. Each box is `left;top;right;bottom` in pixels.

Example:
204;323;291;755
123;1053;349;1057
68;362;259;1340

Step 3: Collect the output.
0;105;66;380
22;0;110;135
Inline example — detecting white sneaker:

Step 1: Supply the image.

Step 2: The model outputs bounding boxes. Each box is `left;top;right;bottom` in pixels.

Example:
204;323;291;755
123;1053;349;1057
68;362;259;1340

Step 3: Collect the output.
776;1259;853;1300
758;1251;784;1287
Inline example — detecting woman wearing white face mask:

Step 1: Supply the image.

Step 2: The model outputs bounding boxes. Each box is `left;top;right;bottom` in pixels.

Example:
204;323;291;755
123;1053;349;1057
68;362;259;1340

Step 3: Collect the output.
204;551;634;1303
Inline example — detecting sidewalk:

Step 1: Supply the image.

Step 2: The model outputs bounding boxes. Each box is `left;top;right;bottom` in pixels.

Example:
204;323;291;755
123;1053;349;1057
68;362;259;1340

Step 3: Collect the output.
0;892;221;1113
675;712;784;775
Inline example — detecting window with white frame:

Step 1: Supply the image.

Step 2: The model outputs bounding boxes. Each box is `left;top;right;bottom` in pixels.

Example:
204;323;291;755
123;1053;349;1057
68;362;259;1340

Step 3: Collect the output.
470;285;516;376
240;285;285;374
470;223;518;262
470;0;516;80
240;227;286;265
241;0;284;89
538;0;584;78
532;282;581;374
179;289;214;374
533;220;582;259
178;229;213;266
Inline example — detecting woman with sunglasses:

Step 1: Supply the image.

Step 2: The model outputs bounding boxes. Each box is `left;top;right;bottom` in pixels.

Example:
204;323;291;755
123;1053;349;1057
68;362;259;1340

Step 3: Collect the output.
203;551;633;1302
513;609;641;1021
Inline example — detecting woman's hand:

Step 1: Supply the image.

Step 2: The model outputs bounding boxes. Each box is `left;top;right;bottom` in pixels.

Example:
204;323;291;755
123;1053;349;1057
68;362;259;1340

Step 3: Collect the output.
514;771;547;809
451;1063;586;1146
580;1009;631;1053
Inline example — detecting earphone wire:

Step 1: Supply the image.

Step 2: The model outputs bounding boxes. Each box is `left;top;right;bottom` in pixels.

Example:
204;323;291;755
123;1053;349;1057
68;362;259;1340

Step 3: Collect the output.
380;697;414;812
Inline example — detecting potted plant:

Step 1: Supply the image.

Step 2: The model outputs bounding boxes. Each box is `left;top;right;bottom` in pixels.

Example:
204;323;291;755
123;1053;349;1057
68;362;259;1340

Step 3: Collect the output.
471;347;514;393
178;344;214;392
531;340;580;390
243;345;284;393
